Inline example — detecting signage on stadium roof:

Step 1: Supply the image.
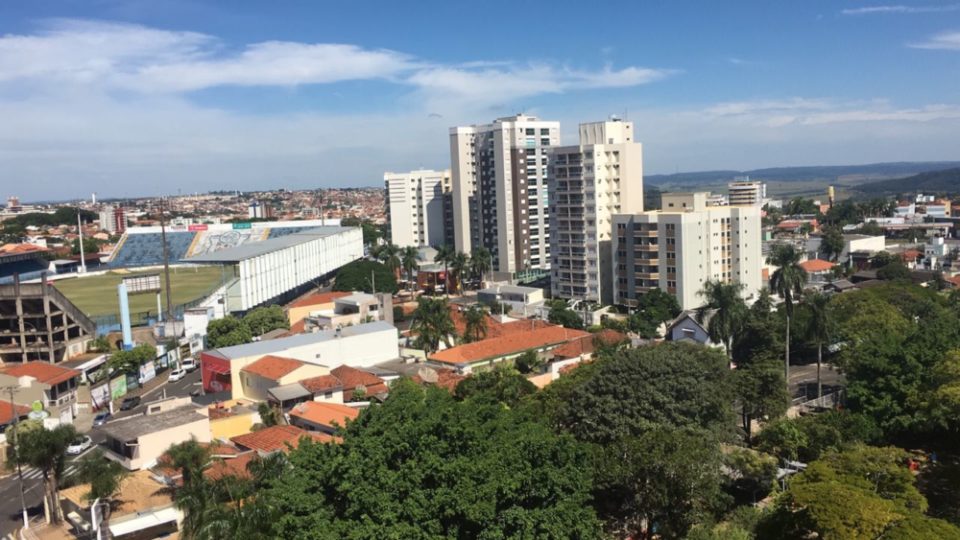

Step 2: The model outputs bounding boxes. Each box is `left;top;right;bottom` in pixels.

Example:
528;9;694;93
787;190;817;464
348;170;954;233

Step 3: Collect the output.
188;224;208;232
232;222;252;230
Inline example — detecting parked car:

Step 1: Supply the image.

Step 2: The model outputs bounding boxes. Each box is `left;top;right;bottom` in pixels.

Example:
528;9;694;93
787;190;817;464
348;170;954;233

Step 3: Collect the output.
66;436;92;455
168;368;186;382
181;358;198;372
92;411;112;426
119;396;141;411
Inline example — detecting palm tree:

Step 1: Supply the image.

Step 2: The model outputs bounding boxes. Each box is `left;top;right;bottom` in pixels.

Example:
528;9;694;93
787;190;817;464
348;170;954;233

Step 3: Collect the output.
471;246;492;289
434;244;455;294
12;423;78;524
410;296;455;354
377;244;402;280
401;246;419;292
767;243;808;384
696;280;748;360
463;304;488;343
803;290;832;399
78;450;129;524
449;252;470;294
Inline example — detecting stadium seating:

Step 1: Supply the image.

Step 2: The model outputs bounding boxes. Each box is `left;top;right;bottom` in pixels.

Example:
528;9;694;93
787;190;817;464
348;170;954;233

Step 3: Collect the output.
0;258;48;283
108;232;196;268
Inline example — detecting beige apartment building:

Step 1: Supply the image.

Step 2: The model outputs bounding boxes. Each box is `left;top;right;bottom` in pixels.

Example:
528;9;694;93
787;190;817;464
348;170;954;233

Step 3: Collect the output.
450;114;561;274
548;119;644;304
727;179;765;207
384;169;453;248
613;192;762;310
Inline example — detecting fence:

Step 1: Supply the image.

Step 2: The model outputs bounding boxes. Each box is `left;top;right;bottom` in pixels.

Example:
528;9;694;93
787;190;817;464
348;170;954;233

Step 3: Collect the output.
92;281;225;334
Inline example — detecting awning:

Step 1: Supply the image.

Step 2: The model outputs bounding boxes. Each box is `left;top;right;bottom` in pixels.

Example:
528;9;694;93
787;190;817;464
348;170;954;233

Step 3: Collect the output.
203;360;231;375
108;506;179;537
268;383;311;402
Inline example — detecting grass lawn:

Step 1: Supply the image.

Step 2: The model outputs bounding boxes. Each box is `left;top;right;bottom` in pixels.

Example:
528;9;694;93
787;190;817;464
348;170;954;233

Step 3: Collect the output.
54;266;225;317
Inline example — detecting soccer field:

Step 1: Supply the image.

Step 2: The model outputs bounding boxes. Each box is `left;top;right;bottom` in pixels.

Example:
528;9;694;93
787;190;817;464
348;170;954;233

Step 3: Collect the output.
54;266;225;317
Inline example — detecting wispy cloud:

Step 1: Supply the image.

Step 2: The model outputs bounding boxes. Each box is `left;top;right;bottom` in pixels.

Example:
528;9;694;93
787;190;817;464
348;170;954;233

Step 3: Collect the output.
841;4;960;15
702;98;960;127
909;30;960;49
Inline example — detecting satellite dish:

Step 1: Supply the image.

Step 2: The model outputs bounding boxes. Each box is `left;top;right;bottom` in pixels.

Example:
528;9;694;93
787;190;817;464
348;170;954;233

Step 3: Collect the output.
417;366;439;384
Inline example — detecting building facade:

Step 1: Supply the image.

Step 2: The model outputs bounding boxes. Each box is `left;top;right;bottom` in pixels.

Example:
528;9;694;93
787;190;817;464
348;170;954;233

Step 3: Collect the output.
384;169;453;248
613;192;762;310
727;179;765;207
450;114;560;274
549;119;644;304
99;206;127;234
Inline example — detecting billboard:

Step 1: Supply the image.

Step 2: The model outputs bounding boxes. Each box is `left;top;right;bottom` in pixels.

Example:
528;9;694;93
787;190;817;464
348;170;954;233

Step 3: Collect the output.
122;273;161;294
139;360;156;385
188;224;208;232
90;383;110;411
110;375;127;400
232;222;252;230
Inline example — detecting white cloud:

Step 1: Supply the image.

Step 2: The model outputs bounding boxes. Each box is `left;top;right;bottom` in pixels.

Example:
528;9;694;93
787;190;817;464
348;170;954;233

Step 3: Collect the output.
841;4;960;15
701;98;960;126
909;30;960;50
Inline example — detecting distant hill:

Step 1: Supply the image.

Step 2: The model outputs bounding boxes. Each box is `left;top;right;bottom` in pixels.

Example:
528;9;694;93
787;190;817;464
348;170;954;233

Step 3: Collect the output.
646;161;960;186
854;168;960;196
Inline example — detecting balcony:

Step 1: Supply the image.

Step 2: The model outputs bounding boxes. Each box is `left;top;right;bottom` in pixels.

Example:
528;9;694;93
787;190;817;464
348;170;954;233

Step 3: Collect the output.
634;272;659;280
633;230;658;238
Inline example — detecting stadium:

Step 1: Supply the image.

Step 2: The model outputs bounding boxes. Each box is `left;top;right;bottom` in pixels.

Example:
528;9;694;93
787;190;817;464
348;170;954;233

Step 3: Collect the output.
2;220;363;334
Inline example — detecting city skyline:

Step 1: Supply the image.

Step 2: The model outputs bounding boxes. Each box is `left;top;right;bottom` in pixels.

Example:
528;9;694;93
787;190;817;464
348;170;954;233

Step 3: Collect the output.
1;1;959;200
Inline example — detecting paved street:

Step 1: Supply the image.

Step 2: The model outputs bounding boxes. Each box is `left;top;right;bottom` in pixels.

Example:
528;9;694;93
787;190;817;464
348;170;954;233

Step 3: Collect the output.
788;362;844;401
0;368;203;536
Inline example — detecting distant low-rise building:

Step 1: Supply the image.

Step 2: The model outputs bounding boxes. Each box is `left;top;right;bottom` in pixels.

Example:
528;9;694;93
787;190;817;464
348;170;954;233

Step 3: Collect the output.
477;284;544;315
429;323;591;374
288;401;359;435
99;405;211;470
0;362;82;425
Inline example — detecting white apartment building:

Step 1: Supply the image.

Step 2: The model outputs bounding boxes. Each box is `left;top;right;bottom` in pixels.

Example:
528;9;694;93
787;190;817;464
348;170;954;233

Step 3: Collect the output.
728;179;765;207
450;115;561;274
613;192;762;310
384;169;453;248
548;119;644;304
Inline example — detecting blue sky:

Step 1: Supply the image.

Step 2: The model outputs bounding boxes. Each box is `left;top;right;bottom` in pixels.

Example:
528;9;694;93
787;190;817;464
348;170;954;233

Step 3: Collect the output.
1;1;958;200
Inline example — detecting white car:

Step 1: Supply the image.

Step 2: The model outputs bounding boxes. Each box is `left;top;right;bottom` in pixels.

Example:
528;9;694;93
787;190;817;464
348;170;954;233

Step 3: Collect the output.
66;436;92;455
181;358;198;372
168;368;186;382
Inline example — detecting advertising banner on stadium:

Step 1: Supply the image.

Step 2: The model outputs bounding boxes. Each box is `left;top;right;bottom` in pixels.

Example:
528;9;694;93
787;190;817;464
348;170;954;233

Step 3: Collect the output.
91;383;110;411
232;222;252;230
188;224;208;232
110;375;127;400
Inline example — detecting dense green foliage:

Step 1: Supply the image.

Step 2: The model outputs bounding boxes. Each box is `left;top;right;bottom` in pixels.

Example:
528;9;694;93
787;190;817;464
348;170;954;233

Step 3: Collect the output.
410;296;455;354
11;424;78;524
855;167;960;195
242;305;289;336
332;259;398;294
547;299;585;329
206;316;253;348
2;207;97;229
108;343;157;374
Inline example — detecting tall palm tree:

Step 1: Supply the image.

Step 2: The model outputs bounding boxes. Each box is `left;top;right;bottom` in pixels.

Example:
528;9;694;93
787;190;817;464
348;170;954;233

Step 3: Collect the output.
803;290;832;399
696;280;748;360
471;246;492;289
401;246;419;291
167;438;211;488
449;252;470;294
434;244;455;294
411;296;455;354
463;304;488;343
767;243;808;384
78;450;129;525
12;423;77;524
377;244;402;280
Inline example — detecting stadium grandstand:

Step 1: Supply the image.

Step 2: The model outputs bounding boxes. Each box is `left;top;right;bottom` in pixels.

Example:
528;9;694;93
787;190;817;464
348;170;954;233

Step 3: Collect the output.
0;243;49;284
106;219;339;268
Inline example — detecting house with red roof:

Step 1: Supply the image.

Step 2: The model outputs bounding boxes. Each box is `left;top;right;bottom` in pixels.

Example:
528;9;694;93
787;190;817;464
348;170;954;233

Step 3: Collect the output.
236;355;332;402
330;365;389;401
288;401;360;435
428;323;592;374
0;361;82;424
799;258;837;284
0;399;30;434
231;424;334;455
285;291;350;328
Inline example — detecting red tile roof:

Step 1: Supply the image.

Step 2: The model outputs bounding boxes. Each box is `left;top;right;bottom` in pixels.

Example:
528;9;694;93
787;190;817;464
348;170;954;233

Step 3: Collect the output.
552;329;628;360
900;250;922;261
331;366;388;399
204;452;257;481
299;374;343;394
430;324;591;365
448;306;551;340
0;400;30;425
289;401;359;429
1;362;81;386
231;425;333;453
0;243;46;255
410;368;466;392
240;355;304;381
288;291;350;309
799;259;836;273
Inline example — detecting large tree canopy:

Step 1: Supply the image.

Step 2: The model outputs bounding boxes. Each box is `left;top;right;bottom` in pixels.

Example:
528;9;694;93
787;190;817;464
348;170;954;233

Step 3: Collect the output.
265;381;603;539
332;259;398;294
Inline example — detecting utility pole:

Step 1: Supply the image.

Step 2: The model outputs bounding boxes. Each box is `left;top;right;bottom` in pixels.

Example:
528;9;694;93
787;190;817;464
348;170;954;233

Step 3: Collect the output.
159;198;173;321
77;211;87;274
5;386;30;530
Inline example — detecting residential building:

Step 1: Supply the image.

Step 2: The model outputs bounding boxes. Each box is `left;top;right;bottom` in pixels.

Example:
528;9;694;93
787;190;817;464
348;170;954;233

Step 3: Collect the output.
303;292;383;331
0;362;82;425
428;323;591;374
727;178;765;207
99;405;211;470
331;365;388;401
286;291;350;330
61;470;181;539
231;424;333;455
548;119;644;304
199;321;399;393
98;205;127;234
0;277;96;364
288;401;359;435
384;169;454;248
666;311;722;349
477;284;544;315
0;399;29;434
236;355;330;402
450;114;561;274
799;258;837;285
612;192;763;310
841;234;886;263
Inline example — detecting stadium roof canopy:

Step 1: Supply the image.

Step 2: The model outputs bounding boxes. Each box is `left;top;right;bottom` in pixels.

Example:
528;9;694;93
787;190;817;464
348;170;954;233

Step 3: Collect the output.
184;227;352;263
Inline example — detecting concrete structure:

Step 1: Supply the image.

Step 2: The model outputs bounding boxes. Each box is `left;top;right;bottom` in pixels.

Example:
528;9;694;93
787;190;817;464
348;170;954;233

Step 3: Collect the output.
186;227;363;313
0;276;96;364
286;291;349;329
477;284;545;315
205;399;260;440
304;292;382;331
549;119;644;304
450;114;561;274
728;179;765;207
841;234;886;263
98;205;127;234
384;169;454;249
200;321;399;393
99;405;211;470
0;362;82;425
613;192;763;310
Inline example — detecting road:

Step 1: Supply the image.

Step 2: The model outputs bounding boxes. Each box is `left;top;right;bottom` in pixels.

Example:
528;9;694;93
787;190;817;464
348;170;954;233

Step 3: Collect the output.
0;368;203;536
788;362;844;401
